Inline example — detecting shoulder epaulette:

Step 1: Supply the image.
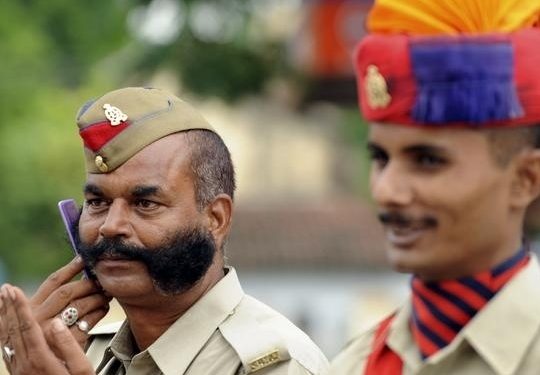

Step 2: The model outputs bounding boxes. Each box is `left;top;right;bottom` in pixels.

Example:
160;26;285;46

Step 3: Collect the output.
219;296;326;374
219;306;291;374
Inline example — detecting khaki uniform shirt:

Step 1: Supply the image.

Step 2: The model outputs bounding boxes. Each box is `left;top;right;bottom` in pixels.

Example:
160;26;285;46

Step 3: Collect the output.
86;268;328;375
329;255;540;375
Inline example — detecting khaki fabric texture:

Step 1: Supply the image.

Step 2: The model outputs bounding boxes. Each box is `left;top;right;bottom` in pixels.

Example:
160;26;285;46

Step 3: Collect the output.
86;268;328;375
76;87;215;174
328;255;540;375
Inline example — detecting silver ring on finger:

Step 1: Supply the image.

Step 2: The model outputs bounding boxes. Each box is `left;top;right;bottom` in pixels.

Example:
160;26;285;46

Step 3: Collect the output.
2;345;14;362
76;320;89;333
60;307;79;327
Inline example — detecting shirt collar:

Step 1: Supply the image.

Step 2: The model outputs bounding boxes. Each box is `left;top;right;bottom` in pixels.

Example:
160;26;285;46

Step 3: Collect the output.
388;255;540;375
463;254;540;375
387;301;422;372
109;267;244;375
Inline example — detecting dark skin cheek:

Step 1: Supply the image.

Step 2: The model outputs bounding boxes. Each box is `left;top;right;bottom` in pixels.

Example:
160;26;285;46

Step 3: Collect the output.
79;218;101;244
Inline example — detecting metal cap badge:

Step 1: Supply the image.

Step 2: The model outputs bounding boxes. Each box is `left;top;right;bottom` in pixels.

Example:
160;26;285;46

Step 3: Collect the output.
365;65;391;110
76;87;216;174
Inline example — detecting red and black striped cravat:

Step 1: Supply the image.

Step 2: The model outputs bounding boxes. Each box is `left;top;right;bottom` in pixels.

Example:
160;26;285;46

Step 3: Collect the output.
410;248;530;359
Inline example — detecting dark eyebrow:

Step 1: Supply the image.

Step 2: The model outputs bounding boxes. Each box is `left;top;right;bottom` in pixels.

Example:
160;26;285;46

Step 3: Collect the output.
131;185;161;198
403;144;449;156
83;183;104;196
366;142;384;152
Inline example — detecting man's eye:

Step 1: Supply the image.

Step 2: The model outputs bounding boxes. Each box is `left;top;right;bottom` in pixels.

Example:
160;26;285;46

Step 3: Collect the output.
415;154;446;168
135;200;159;210
368;149;389;168
86;199;105;207
85;198;109;211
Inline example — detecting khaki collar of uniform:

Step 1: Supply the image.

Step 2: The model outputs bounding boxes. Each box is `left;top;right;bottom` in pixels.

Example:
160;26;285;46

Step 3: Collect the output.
387;254;540;375
109;267;244;375
463;255;540;375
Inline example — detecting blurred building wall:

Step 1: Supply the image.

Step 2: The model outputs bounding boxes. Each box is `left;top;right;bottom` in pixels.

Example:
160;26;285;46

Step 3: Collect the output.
240;269;408;357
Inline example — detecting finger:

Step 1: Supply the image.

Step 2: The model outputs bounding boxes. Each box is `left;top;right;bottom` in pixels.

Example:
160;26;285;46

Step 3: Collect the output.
69;293;111;320
2;284;29;359
70;299;111;334
0;292;11;370
68;304;111;348
8;288;72;374
34;279;101;322
49;319;94;375
70;305;110;341
31;257;85;304
39;291;110;353
0;293;8;345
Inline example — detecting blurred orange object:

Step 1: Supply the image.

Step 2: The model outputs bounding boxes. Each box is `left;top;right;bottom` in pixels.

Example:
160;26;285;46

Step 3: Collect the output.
368;0;540;35
309;0;372;77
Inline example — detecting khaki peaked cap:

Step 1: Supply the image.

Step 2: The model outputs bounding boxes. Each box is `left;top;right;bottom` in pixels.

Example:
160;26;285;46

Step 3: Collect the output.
76;87;215;173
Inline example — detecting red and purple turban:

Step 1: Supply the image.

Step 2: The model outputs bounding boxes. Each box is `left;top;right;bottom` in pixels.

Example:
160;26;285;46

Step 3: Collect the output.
354;0;540;128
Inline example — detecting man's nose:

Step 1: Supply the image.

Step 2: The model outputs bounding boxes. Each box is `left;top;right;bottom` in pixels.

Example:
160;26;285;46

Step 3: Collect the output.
370;164;413;207
99;200;132;239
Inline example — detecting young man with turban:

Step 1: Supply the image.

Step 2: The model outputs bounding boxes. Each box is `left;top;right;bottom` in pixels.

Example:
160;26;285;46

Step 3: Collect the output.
330;0;540;373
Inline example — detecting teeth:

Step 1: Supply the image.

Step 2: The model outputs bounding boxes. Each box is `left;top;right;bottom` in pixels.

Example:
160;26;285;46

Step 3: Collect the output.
385;226;425;247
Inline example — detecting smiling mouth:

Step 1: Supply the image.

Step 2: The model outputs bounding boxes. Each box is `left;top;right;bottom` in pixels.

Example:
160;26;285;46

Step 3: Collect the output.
384;224;432;248
378;211;437;248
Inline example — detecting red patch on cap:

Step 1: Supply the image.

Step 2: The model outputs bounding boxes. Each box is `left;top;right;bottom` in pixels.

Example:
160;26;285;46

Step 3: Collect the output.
79;121;130;152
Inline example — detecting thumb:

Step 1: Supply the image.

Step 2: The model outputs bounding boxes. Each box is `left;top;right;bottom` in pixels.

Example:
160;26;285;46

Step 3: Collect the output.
50;318;95;375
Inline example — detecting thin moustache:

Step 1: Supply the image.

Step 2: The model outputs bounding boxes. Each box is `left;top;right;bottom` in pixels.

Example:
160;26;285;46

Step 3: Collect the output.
378;211;437;229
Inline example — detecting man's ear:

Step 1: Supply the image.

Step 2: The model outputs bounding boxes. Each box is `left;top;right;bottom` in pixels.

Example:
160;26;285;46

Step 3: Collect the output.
205;194;233;249
510;149;540;209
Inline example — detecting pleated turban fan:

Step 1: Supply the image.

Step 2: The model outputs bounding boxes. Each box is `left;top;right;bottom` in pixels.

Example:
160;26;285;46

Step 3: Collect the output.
355;0;540;127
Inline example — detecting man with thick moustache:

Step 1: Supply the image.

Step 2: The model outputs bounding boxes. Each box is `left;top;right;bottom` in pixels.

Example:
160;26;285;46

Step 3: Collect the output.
330;0;540;374
0;87;328;375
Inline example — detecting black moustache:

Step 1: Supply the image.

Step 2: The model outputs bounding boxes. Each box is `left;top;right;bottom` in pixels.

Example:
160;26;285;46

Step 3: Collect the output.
378;212;437;228
76;226;216;295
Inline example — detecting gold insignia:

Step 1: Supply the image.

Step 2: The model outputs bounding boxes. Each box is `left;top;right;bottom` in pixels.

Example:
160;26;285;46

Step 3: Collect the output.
365;65;391;109
103;103;128;126
249;350;280;372
95;155;109;172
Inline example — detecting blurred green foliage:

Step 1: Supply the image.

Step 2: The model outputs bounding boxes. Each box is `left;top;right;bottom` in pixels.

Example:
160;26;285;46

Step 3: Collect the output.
128;0;286;101
0;0;288;283
177;40;273;101
0;0;367;283
0;1;131;282
340;107;371;198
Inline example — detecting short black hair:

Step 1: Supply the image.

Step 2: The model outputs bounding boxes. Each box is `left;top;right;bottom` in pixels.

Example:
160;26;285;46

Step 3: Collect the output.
184;129;236;210
485;124;540;167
